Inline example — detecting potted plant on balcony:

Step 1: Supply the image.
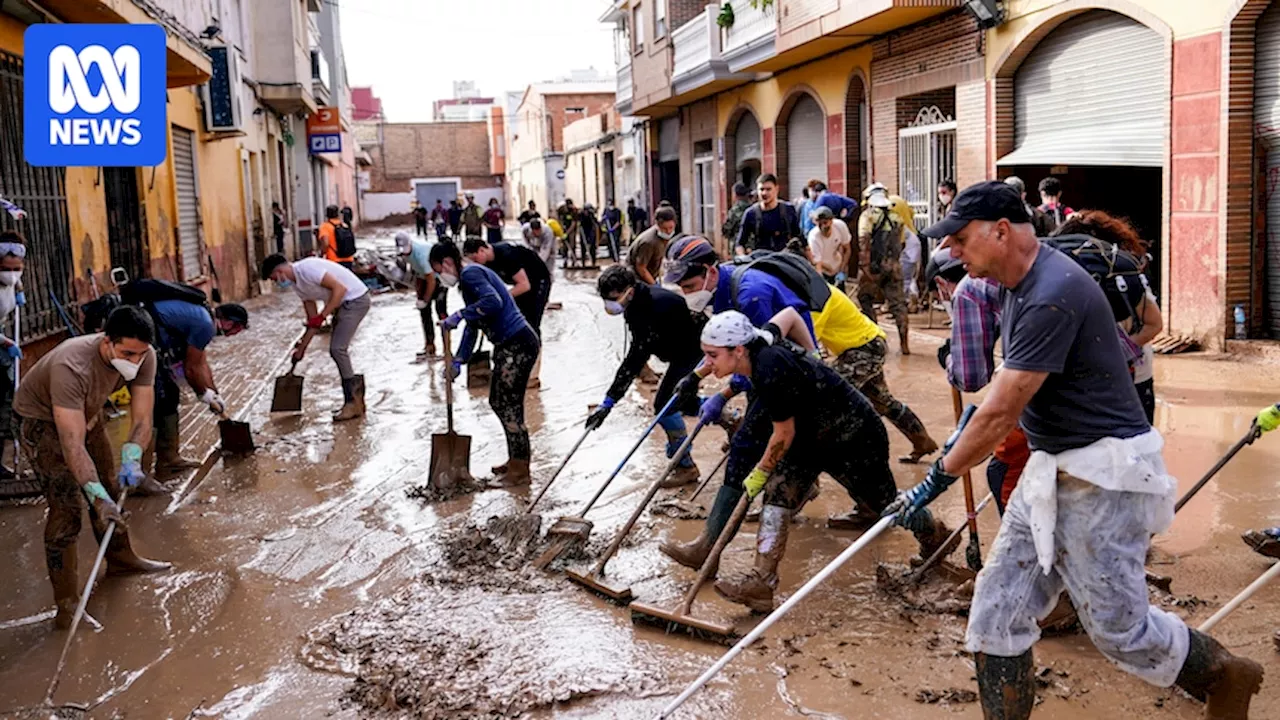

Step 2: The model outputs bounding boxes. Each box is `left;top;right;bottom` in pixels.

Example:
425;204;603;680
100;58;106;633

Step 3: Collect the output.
749;0;775;10
717;2;734;28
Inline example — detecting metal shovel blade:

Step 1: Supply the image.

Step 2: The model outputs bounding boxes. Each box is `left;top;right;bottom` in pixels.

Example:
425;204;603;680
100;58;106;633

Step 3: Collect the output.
466;350;492;389
429;430;473;491
218;420;255;455
270;373;304;413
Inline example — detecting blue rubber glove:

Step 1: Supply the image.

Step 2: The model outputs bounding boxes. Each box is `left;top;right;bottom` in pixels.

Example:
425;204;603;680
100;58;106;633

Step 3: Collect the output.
729;374;752;395
889;458;959;528
444;360;462;382
4;342;20;360
117;442;145;488
441;312;463;331
834;272;847;285
14;291;25;307
699;393;728;424
586;396;615;431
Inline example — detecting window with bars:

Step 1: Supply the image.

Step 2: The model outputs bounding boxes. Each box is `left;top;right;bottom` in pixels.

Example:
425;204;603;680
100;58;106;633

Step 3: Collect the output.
0;51;76;341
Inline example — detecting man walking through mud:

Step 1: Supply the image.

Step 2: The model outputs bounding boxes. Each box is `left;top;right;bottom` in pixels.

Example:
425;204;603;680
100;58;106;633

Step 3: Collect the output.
855;183;911;354
893;181;1263;719
15;305;171;628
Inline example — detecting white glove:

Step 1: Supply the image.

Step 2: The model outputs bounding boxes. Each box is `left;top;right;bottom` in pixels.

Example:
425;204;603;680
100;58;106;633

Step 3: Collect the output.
201;388;226;415
415;299;428;310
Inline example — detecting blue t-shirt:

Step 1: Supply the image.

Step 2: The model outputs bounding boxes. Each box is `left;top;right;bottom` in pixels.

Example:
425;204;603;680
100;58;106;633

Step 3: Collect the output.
408;238;433;277
798;198;817;236
456;263;531;362
1001;244;1150;454
152;300;215;353
815;191;857;221
712;263;816;343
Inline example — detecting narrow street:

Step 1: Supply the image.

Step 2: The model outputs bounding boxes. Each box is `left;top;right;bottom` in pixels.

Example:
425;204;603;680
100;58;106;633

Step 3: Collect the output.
0;227;1278;719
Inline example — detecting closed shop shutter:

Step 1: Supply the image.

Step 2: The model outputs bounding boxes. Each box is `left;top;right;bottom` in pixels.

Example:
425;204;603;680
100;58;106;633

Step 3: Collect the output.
171;126;202;280
1256;5;1280;336
415;181;458;208
735;112;761;162
786;95;826;201
1000;10;1164;167
659;116;680;162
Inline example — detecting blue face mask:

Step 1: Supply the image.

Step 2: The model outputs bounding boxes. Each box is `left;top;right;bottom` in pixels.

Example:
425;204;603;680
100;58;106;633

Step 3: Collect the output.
276;278;294;289
603;300;625;316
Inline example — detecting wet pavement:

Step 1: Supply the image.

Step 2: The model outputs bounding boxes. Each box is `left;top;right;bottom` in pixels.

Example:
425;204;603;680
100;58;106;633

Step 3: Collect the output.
3;230;1280;718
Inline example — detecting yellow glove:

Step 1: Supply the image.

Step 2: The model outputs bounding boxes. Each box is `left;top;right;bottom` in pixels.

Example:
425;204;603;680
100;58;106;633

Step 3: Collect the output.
744;467;770;499
1257;404;1280;432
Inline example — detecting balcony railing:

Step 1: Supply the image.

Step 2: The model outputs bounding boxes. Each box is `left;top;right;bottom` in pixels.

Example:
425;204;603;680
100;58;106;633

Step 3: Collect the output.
721;0;776;70
616;61;633;109
672;5;721;82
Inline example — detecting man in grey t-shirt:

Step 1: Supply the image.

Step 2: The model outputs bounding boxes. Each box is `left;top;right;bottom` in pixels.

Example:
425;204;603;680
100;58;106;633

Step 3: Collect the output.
889;181;1262;718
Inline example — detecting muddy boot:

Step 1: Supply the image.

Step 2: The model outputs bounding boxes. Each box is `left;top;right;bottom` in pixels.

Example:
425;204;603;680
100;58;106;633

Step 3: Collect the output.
131;475;172;496
155;414;199;479
1175;629;1263;718
490;458;531;487
908;510;960;565
661;485;740;573
715;504;788;613
103;530;172;575
975;651;1035;719
333;375;366;422
49;548;80;630
491;460;510;475
748;480;817;522
659;423;698;488
892;409;939;464
896;316;911;356
827;502;881;531
1241;528;1280;559
659;463;700;489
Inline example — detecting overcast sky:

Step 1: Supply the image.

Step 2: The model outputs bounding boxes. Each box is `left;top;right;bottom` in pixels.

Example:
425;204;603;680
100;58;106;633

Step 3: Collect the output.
340;0;617;121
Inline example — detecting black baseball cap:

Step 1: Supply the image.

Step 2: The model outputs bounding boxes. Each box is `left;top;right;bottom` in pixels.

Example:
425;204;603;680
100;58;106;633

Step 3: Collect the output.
923;180;1030;239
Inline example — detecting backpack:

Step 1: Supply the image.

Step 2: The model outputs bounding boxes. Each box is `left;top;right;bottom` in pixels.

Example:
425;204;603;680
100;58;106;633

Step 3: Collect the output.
1044;233;1151;332
748;203;800;252
119;279;212;359
866;210;900;274
334;222;357;258
729;250;832;314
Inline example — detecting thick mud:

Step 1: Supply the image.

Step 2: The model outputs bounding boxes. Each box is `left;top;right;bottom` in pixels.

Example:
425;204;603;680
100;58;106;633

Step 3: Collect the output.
4;225;1280;718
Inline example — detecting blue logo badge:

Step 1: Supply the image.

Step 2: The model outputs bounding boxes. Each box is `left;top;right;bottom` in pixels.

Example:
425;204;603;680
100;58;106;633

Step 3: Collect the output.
23;24;168;167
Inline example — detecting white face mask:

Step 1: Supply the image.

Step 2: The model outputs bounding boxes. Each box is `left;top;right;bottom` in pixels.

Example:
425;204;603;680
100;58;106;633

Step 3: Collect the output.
110;344;142;381
684;272;714;313
657;229;674;241
0;271;21;287
439;272;459;288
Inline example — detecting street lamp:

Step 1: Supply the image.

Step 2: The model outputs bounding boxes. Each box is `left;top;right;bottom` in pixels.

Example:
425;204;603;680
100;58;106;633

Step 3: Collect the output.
963;0;1004;29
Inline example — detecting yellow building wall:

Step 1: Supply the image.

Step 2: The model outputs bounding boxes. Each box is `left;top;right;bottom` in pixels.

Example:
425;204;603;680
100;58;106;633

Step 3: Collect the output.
716;44;873;137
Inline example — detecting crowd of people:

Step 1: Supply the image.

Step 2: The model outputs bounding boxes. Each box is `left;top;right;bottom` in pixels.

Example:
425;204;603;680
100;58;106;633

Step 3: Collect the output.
10;170;1280;718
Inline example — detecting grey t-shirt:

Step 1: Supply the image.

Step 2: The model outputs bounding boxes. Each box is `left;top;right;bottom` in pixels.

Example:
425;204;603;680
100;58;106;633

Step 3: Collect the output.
1001;243;1150;454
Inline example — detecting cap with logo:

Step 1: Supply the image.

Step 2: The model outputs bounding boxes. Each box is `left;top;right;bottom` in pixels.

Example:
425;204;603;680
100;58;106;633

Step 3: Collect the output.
663;236;719;284
922;180;1031;239
813;205;835;220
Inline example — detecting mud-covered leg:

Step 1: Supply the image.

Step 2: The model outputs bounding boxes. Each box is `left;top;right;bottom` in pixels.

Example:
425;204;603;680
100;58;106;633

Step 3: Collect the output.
31;417;84;629
882;264;910;354
856;272;879;322
488;330;538;486
86;421;170;573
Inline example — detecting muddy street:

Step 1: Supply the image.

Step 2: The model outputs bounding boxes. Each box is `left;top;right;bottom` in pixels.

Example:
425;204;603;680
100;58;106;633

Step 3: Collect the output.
4;232;1280;719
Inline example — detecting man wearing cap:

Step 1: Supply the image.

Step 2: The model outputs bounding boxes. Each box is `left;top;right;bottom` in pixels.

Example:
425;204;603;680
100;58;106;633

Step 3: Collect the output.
855;183;911;354
461;193;483;241
396;231;445;361
806;206;851;290
892;181;1262;718
628;205;680;285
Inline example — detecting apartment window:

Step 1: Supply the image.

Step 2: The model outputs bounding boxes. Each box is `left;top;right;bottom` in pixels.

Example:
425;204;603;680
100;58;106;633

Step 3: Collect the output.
633;5;644;52
565;107;585;123
654;0;666;39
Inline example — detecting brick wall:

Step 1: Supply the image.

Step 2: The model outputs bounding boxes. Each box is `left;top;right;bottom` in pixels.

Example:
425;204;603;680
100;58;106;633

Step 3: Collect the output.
543;93;617;152
895;89;956;128
955;79;987;189
870;11;980;86
366;123;498;193
668;0;707;32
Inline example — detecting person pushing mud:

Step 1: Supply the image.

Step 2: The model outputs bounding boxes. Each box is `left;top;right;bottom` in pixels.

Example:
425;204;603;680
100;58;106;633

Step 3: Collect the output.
432;242;540;486
892;181;1262;718
14;306;171;628
586;265;705;487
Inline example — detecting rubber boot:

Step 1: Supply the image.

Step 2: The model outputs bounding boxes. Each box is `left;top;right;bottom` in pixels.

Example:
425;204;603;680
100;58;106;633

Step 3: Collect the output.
661;484;740;573
490;458;532;487
49;547;80;630
975;651;1035;719
893;409;939;464
95;521;171;575
1175;629;1263;719
132;429;171;496
907;509;959;565
659;423;699;489
896;315;911;355
715;504;789;613
333;375;365;422
155;414;199;479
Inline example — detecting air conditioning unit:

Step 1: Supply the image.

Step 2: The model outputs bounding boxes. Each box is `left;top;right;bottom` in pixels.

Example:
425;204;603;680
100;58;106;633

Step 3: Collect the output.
203;46;244;133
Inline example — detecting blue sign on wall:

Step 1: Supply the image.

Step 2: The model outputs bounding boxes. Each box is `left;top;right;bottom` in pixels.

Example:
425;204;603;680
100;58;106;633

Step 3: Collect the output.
310;133;342;154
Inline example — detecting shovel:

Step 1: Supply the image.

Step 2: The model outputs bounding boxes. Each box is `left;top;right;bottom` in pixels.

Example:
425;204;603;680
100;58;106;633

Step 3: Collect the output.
216;410;255;455
565;418;711;604
467;337;492;389
429;326;473;491
270;360;304;413
208;254;223;303
951;390;983;572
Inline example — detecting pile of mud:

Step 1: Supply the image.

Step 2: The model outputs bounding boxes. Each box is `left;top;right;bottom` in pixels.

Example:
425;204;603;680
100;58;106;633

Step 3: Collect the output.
875;562;975;616
406;477;483;504
433;517;559;594
304;586;665;719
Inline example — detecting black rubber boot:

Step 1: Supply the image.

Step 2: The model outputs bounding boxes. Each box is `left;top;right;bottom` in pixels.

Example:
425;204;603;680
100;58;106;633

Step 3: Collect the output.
975;651;1035;719
660;484;741;572
1176;628;1263;718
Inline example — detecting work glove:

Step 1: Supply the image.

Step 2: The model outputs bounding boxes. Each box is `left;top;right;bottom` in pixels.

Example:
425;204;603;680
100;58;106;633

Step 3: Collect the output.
699;393;728;424
444;360;462;382
441;312;463;331
887;458;959;528
937;339;951;372
585;397;615;431
305;314;326;330
834;272;847;286
15;291;25;307
3;341;20;360
729;374;753;395
291;344;306;363
1257;404;1280;433
415;299;428;310
117;442;145;489
201;389;226;416
674;372;703;401
83;482;125;527
744;467;770;499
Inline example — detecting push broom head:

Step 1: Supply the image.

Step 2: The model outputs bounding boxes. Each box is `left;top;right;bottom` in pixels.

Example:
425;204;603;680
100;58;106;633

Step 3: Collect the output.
565;569;635;605
629;601;738;644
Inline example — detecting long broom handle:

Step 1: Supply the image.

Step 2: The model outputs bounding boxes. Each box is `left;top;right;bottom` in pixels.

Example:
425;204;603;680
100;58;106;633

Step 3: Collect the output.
577;390;683;516
526;427;592;514
911;493;994;583
1198;561;1280;633
1174;423;1260;513
11;307;19;477
685;449;729;503
676;493;750;616
45;488;130;705
658;515;897;719
589;418;709;576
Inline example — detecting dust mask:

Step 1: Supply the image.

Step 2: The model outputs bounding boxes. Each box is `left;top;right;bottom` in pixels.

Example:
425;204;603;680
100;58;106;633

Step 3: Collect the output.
439;272;459;288
657;229;674;241
275;278;293;290
110;345;142;381
0;271;21;286
684;272;714;313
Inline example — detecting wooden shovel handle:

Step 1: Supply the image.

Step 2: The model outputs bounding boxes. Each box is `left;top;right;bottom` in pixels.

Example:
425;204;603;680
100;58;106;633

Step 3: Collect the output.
442;326;455;433
678;493;750;616
951;386;979;535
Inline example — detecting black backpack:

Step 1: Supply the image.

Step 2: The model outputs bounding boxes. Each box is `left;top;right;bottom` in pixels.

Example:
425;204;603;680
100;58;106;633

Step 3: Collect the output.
866;210;901;274
729;250;832;313
120;279;212;358
1044;234;1151;332
334;223;357;258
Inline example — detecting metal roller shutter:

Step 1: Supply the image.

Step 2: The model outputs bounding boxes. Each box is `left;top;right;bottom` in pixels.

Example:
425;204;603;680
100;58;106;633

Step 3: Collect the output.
1000;11;1164;167
735;112;761;162
786;95;826;201
171;127;202;280
659;116;680;162
1256;5;1280;337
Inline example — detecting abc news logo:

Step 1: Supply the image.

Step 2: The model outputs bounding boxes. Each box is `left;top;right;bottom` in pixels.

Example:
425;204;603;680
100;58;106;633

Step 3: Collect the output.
24;25;167;167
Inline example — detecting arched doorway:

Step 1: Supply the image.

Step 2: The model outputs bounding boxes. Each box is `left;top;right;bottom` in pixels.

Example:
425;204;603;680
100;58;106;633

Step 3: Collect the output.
844;73;868;200
734;112;762;190
775;89;827;202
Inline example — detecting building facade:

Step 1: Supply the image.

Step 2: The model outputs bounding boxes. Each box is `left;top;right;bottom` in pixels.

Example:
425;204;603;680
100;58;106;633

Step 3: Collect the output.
506;82;617;218
361;121;504;222
605;0;1280;349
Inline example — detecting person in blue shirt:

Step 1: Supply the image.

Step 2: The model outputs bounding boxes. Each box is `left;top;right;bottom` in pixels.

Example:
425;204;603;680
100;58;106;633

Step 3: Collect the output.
432;241;540;486
396;231;446;361
798;185;818;238
810;180;858;223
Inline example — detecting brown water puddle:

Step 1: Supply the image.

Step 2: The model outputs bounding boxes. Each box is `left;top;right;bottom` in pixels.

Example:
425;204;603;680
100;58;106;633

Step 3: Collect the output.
3;234;1280;718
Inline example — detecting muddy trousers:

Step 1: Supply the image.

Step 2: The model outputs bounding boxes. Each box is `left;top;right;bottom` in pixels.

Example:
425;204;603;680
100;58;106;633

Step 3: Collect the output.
490;326;540;461
831;338;932;450
330;293;372;380
417;282;449;349
966;473;1190;688
856;263;908;335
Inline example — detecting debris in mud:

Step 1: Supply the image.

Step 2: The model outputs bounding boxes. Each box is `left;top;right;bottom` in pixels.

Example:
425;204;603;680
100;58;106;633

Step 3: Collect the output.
406;476;482;504
435;517;560;594
650;496;707;520
914;687;978;704
876;562;974;616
